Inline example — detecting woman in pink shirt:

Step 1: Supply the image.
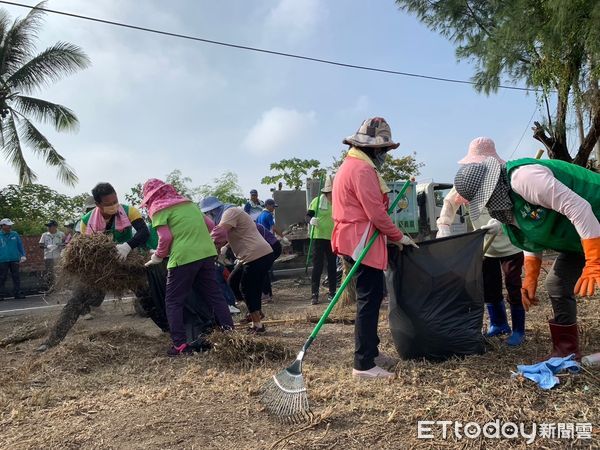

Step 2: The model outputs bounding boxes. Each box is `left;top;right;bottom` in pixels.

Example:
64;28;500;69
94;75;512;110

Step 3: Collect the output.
332;117;417;379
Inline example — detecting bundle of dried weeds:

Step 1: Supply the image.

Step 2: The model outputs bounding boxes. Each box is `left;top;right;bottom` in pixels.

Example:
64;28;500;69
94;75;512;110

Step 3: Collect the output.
0;323;48;348
209;331;293;368
57;234;148;295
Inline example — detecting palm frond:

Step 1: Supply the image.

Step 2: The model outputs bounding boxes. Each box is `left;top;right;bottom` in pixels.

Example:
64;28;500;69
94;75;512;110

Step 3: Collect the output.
16;112;78;186
8;42;90;94
0;1;48;77
1;111;36;185
0;10;13;45
12;95;79;132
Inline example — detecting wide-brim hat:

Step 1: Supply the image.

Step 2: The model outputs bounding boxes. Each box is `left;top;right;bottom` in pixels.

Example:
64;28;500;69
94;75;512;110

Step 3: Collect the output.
321;175;334;193
83;196;96;211
199;196;223;213
141;178;170;208
454;157;502;221
458;137;505;165
343;117;400;149
0;218;14;226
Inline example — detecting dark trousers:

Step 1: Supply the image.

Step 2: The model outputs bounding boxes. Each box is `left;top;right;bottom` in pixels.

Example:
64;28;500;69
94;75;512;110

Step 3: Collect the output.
45;285;106;347
241;254;272;313
166;257;233;345
262;241;282;297
44;258;57;290
0;261;21;297
482;252;524;305
228;263;243;302
349;258;385;371
545;252;585;325
311;239;337;297
216;263;236;306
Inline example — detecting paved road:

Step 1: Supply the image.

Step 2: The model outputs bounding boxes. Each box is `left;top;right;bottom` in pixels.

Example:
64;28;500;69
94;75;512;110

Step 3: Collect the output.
0;294;133;317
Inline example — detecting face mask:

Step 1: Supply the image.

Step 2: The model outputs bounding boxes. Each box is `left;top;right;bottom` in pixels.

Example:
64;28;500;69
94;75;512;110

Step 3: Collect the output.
103;204;119;215
374;151;387;169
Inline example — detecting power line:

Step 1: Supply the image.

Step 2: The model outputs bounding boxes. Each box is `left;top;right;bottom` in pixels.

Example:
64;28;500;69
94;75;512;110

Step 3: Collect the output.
508;106;538;159
0;0;541;93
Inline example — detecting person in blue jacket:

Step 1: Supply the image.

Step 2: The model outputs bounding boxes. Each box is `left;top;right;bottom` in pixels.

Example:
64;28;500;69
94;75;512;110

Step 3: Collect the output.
0;218;26;300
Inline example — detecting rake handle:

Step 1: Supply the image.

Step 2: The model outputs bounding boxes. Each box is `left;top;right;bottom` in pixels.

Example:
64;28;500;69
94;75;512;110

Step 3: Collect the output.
305;176;325;274
300;180;411;353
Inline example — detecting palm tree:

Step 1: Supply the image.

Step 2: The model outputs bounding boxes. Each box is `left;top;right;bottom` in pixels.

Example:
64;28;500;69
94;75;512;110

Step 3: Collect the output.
0;1;90;186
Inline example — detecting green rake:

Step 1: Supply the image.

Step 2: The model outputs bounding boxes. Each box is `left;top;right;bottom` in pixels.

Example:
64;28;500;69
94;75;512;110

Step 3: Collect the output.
259;180;411;423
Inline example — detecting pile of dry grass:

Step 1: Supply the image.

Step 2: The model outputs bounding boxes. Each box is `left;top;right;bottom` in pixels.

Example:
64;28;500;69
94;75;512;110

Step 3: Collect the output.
57;234;148;294
0;323;48;348
209;331;294;368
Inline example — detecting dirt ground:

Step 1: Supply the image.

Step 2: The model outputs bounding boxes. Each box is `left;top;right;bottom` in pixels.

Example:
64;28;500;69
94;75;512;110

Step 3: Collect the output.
0;274;599;449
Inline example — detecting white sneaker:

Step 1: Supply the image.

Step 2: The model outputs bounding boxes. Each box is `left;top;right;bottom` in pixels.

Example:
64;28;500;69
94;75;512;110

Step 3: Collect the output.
352;366;394;379
228;305;241;314
82;313;94;320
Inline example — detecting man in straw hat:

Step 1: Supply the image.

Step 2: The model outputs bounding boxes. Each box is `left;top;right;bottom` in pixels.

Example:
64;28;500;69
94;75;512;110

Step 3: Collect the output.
437;138;526;346
453;154;600;360
332;117;418;379
306;174;337;305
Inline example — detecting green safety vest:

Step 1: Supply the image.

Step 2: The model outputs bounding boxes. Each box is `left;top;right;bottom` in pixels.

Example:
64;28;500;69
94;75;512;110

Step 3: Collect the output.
81;204;134;244
504;158;600;253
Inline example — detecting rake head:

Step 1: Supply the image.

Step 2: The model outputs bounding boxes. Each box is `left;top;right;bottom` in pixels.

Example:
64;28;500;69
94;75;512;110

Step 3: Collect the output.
260;358;312;424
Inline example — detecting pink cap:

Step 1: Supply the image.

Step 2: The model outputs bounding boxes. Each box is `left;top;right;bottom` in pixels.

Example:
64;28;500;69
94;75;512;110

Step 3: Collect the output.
458;137;505;164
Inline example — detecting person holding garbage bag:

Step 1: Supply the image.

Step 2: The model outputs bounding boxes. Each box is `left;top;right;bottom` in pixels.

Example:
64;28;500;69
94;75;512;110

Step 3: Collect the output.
142;179;234;356
437;138;525;346
332;117;418;379
452;154;600;360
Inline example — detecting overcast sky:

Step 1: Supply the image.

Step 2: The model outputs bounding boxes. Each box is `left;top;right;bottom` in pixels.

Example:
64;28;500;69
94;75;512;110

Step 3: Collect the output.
0;0;547;201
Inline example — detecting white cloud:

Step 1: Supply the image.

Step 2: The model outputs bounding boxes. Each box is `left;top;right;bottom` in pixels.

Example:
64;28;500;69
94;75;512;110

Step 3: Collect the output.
243;107;316;156
265;0;325;43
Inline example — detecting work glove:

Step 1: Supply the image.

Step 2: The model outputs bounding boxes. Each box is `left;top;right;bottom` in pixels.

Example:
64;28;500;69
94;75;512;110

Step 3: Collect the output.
436;224;452;239
19;256;26;263
401;234;419;249
47;244;58;251
280;237;291;246
309;217;320;227
481;218;502;235
115;243;132;261
145;254;163;267
575;237;600;297
521;255;542;311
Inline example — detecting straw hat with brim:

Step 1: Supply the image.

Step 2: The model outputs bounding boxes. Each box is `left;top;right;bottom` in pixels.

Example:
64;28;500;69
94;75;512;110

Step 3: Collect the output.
83;196;96;211
199;196;223;213
454;157;502;222
0;218;14;226
321;176;334;193
343;117;400;149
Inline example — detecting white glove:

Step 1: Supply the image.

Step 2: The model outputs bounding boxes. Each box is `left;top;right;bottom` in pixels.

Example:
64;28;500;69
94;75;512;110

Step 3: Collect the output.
481;219;502;235
309;217;319;227
145;253;163;267
220;246;229;257
400;235;419;249
281;237;291;246
47;244;58;251
19;256;26;263
115;243;132;261
436;224;452;239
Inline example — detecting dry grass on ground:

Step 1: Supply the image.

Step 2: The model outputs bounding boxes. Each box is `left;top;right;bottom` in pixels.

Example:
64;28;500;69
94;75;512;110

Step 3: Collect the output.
0;276;599;449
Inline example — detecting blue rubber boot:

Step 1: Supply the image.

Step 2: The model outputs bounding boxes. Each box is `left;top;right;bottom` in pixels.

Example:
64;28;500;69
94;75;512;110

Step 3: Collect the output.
485;302;511;337
506;303;526;346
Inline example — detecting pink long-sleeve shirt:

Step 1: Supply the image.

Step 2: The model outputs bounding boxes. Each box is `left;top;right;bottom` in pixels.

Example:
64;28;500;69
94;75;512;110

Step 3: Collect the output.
331;156;403;270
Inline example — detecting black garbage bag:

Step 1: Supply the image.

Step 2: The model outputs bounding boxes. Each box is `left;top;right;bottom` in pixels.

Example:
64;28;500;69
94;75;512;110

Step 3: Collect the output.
145;260;215;343
387;230;486;361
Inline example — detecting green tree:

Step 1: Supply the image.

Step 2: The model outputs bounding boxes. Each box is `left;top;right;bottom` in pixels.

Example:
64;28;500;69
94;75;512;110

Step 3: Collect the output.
261;158;323;190
396;0;600;166
0;2;90;185
329;150;423;183
0;184;87;234
197;171;245;206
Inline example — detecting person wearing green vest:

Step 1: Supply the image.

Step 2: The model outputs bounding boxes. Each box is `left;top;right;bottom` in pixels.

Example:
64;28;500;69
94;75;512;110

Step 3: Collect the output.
37;183;153;351
307;175;337;305
142;178;234;356
454;156;600;360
